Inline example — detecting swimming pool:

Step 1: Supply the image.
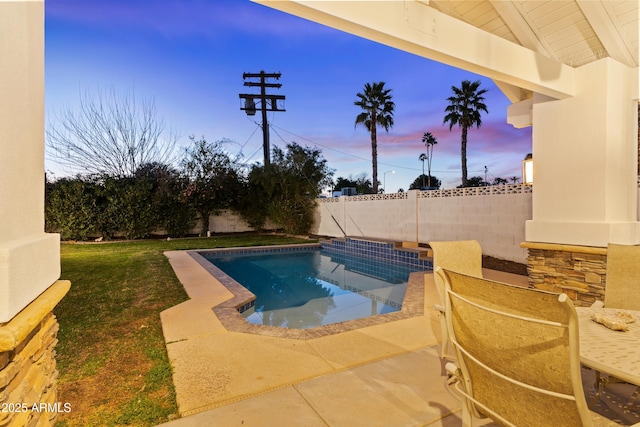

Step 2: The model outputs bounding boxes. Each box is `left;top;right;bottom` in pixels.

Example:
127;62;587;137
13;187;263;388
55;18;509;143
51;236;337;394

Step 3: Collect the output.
201;246;426;329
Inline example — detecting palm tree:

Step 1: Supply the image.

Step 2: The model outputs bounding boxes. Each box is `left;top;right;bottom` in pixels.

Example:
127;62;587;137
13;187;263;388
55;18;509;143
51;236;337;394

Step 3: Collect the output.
443;80;488;187
421;131;437;188
354;82;395;194
419;153;427;188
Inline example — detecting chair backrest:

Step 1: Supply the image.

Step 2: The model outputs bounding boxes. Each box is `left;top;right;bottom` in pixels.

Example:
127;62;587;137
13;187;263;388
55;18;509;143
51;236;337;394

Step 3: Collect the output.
429;240;483;306
438;268;592;427
605;243;640;310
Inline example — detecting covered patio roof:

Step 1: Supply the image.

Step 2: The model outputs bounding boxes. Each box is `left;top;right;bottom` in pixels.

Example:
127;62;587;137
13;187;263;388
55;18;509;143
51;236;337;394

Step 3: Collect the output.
255;0;638;103
256;0;640;248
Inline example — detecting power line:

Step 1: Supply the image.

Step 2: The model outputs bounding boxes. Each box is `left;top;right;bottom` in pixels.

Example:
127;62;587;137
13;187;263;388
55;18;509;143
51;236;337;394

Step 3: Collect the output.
270;125;287;147
263;123;494;177
270;124;471;175
270;124;422;172
242;144;263;164
240;121;260;150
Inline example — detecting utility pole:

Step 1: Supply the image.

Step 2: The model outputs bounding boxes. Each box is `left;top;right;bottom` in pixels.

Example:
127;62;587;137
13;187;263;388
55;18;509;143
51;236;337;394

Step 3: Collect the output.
239;71;285;166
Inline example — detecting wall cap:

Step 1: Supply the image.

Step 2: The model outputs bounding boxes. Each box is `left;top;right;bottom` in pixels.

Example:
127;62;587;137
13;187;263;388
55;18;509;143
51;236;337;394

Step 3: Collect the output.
520;241;607;255
0;280;70;352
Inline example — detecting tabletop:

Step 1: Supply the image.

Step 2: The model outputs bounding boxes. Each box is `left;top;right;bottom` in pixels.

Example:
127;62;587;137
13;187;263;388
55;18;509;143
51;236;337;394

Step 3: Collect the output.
576;306;640;387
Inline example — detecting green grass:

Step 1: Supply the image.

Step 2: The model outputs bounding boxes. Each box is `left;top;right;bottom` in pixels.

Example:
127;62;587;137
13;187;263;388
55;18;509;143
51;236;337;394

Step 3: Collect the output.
54;234;314;426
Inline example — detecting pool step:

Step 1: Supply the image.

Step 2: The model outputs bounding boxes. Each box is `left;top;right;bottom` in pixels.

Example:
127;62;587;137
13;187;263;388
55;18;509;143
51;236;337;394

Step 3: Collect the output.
320;236;433;269
394;241;433;259
399;246;433;260
397;241;419;248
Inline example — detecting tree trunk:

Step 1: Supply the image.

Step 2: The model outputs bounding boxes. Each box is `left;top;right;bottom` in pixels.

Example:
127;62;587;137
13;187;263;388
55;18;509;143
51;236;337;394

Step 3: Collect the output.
199;210;210;237
371;116;378;194
427;148;433;188
461;125;468;187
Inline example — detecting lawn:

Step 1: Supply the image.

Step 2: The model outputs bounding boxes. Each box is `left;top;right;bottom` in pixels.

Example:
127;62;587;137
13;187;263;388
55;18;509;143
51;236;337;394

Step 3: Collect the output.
54;234;314;427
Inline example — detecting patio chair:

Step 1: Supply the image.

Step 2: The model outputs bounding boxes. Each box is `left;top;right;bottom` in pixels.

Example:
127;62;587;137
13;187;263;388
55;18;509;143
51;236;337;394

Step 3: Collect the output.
436;267;637;427
429;240;483;359
600;243;640;310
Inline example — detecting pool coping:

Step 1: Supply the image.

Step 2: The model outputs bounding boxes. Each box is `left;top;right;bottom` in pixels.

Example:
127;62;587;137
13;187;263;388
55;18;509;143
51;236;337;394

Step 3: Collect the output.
187;244;426;340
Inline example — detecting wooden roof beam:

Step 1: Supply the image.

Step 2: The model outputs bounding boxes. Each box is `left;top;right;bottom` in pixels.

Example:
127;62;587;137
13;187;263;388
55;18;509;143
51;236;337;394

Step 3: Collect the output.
576;0;637;68
254;0;576;99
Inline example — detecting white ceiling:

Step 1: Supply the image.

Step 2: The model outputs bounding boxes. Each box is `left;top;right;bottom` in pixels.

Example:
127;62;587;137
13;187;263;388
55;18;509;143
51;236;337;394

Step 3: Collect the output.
429;0;638;69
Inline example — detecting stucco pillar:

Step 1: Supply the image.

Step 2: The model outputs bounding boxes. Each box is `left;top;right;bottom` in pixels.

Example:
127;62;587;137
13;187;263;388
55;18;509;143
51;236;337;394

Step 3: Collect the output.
0;1;61;323
525;58;640;247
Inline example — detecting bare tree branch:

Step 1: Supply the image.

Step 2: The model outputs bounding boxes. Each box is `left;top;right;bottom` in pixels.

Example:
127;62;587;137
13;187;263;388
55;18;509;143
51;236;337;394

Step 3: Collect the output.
46;87;179;177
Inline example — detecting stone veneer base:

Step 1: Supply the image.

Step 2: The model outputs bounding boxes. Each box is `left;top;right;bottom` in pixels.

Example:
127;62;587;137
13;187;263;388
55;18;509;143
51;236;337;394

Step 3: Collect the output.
0;280;70;427
521;242;607;307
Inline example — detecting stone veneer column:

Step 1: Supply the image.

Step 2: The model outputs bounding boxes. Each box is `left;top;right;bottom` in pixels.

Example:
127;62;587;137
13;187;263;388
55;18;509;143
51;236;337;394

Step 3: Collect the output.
521;242;607;307
0;281;70;426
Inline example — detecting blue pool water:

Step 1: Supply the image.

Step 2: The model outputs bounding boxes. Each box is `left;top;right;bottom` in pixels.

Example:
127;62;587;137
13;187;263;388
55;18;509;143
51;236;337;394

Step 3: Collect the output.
203;248;425;329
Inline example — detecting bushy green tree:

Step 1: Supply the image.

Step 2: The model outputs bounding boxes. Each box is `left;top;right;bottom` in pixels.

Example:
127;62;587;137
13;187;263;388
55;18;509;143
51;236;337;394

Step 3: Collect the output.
181;136;242;236
235;165;271;231
237;143;333;234
268;144;333;234
492;177;508;185
457;176;487;188
99;175;157;239
333;176;357;193
45;162;196;240
409;174;441;190
45;175;101;240
333;173;375;194
134;163;197;237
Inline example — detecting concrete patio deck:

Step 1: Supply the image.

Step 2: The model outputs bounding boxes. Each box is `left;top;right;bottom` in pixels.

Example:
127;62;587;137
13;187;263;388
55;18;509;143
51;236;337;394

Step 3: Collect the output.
156;249;526;426
156;249;640;426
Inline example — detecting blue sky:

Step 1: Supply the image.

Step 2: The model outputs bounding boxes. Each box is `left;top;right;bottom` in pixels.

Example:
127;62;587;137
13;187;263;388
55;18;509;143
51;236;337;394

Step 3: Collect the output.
45;0;532;192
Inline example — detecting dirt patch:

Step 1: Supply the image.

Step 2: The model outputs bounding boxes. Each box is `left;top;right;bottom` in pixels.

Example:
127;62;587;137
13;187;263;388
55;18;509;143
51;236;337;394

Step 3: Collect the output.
414;241;529;276
482;255;528;276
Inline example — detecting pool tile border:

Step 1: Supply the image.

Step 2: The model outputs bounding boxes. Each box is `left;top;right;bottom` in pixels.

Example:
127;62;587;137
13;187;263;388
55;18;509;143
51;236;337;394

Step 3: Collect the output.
188;244;426;340
322;237;433;270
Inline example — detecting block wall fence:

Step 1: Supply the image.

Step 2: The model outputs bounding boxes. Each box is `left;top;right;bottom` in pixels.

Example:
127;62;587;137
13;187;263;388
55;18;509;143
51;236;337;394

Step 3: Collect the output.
205;182;640;300
311;185;533;264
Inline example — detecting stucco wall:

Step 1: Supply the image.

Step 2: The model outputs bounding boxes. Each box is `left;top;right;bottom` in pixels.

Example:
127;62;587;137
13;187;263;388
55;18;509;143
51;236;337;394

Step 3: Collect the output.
0;1;61;323
526;59;640;246
312;185;532;264
202;211;277;234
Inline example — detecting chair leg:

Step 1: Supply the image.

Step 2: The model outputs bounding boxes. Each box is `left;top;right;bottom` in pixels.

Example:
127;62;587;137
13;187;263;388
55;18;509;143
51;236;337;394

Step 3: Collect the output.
591;371;640;413
461;402;473;427
591;370;605;404
439;311;449;359
624;387;640;411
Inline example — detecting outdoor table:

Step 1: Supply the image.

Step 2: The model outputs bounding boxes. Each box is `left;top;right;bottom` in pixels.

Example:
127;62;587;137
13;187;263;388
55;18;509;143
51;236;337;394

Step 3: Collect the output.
576;306;640;387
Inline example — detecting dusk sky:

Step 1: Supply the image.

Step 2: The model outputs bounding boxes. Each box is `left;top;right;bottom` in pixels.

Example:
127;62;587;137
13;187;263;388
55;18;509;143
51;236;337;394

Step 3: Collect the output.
45;0;533;192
